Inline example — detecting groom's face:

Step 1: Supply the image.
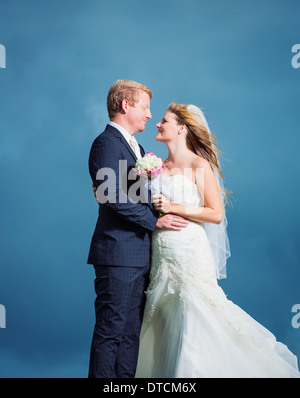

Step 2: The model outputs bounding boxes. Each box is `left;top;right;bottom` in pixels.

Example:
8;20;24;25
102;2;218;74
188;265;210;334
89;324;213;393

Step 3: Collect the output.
126;90;152;134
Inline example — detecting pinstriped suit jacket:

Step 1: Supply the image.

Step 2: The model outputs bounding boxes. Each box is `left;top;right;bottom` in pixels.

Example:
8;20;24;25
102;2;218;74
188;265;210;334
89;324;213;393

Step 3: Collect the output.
87;124;158;267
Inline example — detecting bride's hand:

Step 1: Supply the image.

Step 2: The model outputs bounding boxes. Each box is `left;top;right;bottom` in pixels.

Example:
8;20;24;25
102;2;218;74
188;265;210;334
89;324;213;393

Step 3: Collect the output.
92;183;98;202
152;194;173;214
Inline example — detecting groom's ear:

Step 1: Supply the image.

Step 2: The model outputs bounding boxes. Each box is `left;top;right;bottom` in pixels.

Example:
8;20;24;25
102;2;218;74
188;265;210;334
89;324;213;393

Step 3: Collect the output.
121;99;129;114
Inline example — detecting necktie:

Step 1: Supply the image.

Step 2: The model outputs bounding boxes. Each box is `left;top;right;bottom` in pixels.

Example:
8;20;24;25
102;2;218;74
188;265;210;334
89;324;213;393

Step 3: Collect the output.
130;136;141;159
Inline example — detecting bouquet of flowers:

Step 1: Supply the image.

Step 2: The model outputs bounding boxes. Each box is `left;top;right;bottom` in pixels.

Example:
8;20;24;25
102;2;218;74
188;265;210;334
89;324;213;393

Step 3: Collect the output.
133;152;167;217
133;152;167;179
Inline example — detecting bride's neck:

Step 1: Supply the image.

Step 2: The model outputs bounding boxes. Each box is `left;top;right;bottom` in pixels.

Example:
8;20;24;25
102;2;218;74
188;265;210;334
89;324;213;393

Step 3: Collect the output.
166;141;191;163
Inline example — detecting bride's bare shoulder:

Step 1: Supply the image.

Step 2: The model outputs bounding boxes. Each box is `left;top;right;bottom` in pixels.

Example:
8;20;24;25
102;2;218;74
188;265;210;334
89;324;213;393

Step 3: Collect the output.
192;155;211;170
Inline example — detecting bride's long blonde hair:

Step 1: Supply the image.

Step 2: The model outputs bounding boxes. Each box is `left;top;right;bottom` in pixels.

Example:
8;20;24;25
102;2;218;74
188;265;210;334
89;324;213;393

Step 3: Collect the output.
167;102;230;202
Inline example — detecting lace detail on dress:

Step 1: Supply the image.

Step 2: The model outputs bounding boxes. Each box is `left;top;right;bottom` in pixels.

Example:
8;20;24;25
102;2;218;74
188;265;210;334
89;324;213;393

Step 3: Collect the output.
144;175;254;337
137;175;300;378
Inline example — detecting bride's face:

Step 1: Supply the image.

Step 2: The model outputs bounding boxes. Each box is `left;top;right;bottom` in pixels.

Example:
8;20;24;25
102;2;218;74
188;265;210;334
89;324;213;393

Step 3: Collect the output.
155;111;180;142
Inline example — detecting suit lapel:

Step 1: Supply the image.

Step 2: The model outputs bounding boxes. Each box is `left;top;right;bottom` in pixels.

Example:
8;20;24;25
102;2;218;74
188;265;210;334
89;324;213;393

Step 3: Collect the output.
139;145;145;157
105;124;138;162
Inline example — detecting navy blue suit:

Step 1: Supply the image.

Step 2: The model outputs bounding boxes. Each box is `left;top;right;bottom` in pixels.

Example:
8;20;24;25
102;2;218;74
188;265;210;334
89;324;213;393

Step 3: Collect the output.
87;124;158;378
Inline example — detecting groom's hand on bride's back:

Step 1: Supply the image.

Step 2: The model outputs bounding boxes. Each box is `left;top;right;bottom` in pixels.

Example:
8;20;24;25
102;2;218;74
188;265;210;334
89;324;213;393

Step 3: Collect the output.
156;214;189;231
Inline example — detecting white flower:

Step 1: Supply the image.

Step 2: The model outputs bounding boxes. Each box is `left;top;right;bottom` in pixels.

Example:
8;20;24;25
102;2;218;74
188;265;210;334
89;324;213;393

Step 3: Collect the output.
133;152;167;178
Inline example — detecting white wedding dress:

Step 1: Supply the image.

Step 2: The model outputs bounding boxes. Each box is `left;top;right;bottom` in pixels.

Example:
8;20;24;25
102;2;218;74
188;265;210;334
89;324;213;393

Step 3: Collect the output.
135;175;300;378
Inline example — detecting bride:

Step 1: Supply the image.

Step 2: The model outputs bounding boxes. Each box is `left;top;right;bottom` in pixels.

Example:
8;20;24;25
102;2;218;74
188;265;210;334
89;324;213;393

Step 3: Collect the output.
135;103;300;378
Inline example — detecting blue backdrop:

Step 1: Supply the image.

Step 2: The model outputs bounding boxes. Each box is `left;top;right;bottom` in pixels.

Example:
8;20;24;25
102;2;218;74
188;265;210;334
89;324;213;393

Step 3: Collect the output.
0;0;299;377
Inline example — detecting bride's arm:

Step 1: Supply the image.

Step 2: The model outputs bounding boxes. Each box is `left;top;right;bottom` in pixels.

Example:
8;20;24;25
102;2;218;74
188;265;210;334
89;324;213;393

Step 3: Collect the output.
153;159;223;224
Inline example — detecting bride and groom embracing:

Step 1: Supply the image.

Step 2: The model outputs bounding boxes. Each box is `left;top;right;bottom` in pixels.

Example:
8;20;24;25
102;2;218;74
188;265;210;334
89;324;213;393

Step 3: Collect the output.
87;80;299;378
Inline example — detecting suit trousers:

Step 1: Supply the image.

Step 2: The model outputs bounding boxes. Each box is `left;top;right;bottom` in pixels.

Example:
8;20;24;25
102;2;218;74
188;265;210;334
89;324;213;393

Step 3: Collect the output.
88;264;150;378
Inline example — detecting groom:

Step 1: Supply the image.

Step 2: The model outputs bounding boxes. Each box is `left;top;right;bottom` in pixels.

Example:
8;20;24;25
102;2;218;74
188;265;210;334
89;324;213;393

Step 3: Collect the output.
87;80;188;378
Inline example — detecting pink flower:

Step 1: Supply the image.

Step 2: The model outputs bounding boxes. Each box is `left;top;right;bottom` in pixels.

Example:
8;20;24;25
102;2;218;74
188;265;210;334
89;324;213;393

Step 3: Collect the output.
150;167;159;177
